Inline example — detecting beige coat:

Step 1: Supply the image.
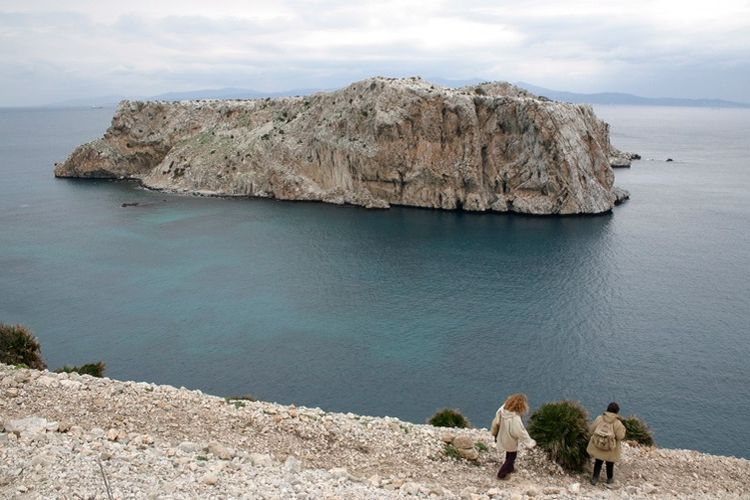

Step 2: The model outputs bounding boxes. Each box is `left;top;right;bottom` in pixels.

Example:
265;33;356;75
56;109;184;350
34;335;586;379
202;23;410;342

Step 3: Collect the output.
490;406;536;453
586;412;627;463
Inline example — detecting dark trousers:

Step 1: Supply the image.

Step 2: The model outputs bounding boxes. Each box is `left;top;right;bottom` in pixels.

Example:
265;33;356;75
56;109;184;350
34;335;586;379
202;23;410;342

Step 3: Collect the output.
497;451;517;478
593;459;614;480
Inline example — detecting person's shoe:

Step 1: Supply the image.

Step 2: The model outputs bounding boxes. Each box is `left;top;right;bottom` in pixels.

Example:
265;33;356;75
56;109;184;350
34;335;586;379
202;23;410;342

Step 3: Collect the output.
606;477;614;486
497;473;509;480
590;477;598;486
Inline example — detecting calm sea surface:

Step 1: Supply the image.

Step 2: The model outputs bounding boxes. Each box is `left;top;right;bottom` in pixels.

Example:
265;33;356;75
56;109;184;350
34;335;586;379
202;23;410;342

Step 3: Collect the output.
1;105;748;459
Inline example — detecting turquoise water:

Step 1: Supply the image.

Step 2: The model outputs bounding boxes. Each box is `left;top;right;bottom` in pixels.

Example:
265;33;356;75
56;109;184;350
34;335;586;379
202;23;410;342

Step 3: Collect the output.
1;105;749;459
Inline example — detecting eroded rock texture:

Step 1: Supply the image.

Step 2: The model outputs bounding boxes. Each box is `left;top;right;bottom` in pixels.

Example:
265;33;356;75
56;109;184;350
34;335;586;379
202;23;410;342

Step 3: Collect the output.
56;77;629;214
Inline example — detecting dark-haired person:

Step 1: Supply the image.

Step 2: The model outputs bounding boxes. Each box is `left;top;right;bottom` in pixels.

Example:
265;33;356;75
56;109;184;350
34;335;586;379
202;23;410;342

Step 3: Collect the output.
587;402;627;485
490;393;536;480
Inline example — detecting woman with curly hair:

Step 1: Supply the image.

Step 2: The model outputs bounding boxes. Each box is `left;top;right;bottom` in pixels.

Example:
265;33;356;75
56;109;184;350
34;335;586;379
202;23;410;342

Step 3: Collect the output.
490;393;537;479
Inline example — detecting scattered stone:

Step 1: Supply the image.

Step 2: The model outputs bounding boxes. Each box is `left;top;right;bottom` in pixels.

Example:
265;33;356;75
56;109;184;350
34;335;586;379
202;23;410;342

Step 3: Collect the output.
249;453;274;467
329;467;349;480
36;376;58;388
400;481;422;495
441;431;455;443
178;441;201;453
452;435;473;450
202;473;219;485
4;417;59;437
458;447;479;461
207;442;235;460
0;363;748;499
283;456;302;474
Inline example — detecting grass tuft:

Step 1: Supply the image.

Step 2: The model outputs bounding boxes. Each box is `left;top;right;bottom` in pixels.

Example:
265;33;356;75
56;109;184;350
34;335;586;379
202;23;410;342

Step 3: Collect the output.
444;444;461;460
622;415;655;446
57;361;106;378
0;323;46;370
528;400;590;472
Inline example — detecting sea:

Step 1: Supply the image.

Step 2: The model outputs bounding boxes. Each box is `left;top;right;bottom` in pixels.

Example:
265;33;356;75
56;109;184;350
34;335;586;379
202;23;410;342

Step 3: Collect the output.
0;104;748;459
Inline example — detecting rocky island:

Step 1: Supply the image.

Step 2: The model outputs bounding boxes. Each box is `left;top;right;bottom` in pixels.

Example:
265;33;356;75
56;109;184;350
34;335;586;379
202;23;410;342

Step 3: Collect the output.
55;77;630;215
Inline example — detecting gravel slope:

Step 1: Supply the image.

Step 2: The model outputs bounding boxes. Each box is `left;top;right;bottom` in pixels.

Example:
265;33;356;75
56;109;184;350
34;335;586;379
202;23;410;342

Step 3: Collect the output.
1;364;748;499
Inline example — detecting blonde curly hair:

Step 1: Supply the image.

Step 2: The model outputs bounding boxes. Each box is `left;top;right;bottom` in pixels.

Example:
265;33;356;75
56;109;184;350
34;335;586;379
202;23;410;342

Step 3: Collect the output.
503;393;529;414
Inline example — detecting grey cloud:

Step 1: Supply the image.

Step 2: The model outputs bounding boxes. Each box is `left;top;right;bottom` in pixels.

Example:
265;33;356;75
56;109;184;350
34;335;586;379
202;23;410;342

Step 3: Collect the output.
0;3;748;106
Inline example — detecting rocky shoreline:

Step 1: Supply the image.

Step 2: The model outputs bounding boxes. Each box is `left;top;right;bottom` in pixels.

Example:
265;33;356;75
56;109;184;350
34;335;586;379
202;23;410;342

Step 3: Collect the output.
1;364;748;499
55;77;630;215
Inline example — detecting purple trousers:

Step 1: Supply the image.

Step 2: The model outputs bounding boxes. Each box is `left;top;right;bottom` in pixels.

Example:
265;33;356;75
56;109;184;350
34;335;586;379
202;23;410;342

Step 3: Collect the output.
497;451;517;478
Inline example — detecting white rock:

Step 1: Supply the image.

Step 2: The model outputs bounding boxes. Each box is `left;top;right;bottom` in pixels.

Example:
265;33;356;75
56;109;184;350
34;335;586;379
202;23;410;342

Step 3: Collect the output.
453;435;473;450
202;473;219;485
60;379;84;390
329;467;349;480
178;441;201;453
283;456;302;474
5;417;59;436
400;481;422;495
441;432;455;443
249;453;274;467
457;447;479;461
207;442;235;460
37;375;58;387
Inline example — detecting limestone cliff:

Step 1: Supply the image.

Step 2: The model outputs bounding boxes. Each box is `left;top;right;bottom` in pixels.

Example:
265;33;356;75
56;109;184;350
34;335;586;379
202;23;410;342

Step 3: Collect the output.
55;77;630;215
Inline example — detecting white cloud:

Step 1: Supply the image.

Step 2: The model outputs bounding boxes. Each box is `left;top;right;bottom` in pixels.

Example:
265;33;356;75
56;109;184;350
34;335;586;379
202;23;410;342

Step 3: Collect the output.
0;1;748;105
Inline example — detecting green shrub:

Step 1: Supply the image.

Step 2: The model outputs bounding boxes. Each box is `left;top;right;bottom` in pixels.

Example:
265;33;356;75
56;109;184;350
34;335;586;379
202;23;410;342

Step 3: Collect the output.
0;323;47;370
622;415;655;446
56;361;106;378
428;408;470;428
443;444;461;460
528;400;590;472
474;441;489;452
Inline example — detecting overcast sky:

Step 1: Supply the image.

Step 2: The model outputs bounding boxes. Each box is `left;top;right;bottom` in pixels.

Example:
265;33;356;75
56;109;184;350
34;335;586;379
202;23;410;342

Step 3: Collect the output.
1;0;749;106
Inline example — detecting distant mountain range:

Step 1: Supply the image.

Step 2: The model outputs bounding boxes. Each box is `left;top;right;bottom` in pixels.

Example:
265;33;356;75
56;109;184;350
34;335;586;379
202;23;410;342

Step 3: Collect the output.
46;80;749;109
515;82;750;108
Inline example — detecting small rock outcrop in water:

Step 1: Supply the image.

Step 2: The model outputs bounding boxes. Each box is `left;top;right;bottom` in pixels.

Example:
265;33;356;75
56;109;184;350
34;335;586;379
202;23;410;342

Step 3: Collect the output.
609;149;641;168
55;77;631;215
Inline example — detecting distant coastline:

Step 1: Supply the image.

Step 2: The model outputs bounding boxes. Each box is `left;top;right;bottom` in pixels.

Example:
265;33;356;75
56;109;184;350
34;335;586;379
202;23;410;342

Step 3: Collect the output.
14;79;750;109
516;82;750;109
